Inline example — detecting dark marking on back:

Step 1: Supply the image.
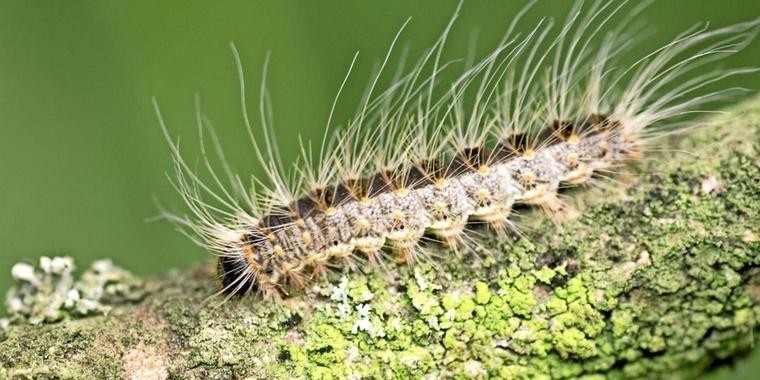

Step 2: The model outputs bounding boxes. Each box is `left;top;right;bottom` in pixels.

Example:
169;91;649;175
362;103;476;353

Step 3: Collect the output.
261;208;293;231
549;119;575;140
293;196;319;219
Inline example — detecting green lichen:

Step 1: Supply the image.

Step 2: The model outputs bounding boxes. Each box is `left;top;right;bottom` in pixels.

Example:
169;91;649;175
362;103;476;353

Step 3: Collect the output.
0;316;127;379
1;99;759;379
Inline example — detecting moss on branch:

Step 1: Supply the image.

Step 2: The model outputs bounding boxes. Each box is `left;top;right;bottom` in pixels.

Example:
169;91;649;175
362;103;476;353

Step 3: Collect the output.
1;97;760;379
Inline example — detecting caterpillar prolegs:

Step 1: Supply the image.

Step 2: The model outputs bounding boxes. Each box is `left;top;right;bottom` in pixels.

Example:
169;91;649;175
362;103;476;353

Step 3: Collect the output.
156;2;759;300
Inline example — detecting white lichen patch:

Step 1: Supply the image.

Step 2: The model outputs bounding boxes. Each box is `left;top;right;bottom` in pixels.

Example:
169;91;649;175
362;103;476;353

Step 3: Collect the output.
350;303;385;338
426;315;440;330
414;267;442;292
346;346;361;363
329;276;351;320
388;317;404;333
326;276;386;338
743;230;759;242
3;256;143;325
700;175;726;194
463;360;486;378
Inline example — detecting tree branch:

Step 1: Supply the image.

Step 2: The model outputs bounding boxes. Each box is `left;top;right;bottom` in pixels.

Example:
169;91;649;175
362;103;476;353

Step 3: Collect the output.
2;97;760;379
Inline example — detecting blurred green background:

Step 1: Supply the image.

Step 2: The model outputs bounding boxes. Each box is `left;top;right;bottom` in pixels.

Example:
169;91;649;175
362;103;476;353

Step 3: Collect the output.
0;1;758;377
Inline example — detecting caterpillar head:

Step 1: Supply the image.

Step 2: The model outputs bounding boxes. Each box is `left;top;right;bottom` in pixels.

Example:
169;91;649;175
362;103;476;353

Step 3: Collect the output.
216;229;275;297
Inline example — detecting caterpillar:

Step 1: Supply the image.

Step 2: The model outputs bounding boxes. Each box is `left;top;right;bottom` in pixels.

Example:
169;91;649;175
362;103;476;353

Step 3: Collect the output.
155;1;759;301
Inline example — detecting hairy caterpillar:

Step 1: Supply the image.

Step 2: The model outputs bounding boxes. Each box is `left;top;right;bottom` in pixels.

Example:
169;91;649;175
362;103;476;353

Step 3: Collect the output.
155;1;758;301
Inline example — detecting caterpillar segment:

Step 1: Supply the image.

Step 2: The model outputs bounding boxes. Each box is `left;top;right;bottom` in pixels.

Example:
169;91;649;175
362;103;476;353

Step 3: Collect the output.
222;118;632;297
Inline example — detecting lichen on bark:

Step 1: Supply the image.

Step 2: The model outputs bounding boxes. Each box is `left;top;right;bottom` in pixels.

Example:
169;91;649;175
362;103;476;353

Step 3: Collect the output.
1;97;759;379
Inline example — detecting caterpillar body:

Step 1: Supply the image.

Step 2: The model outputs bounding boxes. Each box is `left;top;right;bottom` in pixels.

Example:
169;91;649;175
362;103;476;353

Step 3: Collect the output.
156;2;759;300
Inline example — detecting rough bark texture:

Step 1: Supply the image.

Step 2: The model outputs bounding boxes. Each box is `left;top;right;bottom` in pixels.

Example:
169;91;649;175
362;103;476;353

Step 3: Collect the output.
1;97;759;380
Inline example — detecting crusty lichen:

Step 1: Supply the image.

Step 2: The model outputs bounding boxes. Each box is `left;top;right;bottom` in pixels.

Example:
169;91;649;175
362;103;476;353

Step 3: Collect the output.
4;256;144;325
1;98;759;379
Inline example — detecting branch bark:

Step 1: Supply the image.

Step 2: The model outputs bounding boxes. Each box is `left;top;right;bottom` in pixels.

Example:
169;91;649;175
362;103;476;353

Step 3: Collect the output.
2;97;760;379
